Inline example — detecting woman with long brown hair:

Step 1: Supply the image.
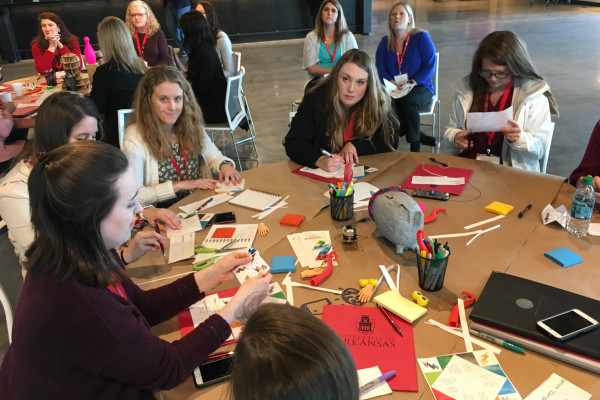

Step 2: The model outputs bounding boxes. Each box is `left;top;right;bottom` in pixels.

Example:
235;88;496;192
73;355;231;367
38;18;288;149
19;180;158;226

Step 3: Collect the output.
31;12;82;74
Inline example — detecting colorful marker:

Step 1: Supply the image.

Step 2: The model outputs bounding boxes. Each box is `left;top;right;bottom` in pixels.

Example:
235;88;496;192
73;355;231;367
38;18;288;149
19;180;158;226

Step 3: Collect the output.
359;370;396;394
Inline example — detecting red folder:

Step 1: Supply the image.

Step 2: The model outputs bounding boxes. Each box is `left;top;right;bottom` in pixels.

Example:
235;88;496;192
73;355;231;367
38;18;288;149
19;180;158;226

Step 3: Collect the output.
291;166;340;184
402;164;473;195
322;304;418;392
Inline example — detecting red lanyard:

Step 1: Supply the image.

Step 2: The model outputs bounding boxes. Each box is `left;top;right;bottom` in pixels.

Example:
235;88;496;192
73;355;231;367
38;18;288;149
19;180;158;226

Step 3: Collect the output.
483;77;513;151
168;147;189;181
323;39;338;63
107;277;128;301
135;33;147;58
395;34;411;72
343;111;356;143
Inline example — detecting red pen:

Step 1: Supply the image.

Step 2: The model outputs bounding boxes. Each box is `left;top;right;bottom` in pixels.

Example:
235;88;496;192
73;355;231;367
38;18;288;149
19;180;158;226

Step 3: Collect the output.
206;351;234;360
194;198;213;214
154;222;165;256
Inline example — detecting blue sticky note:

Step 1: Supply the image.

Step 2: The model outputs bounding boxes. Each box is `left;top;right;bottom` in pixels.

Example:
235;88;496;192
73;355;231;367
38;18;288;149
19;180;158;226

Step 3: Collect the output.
544;247;583;268
270;256;295;273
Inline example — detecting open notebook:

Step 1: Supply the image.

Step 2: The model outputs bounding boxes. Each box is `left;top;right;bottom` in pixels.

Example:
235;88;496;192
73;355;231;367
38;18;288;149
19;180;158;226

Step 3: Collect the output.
229;189;281;211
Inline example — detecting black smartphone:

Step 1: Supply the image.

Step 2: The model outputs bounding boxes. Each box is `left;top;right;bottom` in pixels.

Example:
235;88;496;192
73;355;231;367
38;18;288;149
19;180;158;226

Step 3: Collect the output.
193;354;234;389
536;309;599;342
412;189;450;201
213;211;236;224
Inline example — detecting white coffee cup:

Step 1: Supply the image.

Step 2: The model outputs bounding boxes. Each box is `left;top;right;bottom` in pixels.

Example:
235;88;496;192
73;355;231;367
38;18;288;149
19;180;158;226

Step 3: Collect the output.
0;92;11;102
12;82;23;97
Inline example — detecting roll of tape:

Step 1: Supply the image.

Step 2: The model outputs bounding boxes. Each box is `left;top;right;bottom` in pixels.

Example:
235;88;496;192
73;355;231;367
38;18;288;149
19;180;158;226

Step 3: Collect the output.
412;290;429;307
412;291;423;301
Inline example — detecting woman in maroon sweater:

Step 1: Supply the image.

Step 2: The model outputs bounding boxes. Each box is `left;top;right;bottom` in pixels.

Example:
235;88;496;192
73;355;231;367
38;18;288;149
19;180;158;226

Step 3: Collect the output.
126;0;170;67
0;141;270;399
569;118;600;194
30;12;82;74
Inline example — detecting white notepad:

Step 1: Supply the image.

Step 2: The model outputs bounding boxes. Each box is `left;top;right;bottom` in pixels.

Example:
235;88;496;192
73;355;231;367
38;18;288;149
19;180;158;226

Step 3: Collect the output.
229;189;282;211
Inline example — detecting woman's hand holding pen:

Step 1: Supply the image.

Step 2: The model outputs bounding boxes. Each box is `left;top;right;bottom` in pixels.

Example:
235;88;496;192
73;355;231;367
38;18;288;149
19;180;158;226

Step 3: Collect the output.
142;207;181;230
500;119;521;143
173;178;218;192
122;231;165;264
338;142;359;165
315;154;344;172
454;130;470;150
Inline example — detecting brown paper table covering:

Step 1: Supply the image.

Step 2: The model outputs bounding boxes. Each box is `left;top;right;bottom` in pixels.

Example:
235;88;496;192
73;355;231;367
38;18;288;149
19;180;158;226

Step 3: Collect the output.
123;152;599;399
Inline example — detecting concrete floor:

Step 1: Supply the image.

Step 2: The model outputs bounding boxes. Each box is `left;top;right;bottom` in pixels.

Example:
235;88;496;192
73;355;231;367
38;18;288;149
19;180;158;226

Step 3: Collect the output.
1;0;599;361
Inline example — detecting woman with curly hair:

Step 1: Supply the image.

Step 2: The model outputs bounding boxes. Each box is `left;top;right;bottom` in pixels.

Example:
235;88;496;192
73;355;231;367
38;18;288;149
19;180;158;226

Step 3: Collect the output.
125;0;169;67
30;12;82;74
122;66;241;208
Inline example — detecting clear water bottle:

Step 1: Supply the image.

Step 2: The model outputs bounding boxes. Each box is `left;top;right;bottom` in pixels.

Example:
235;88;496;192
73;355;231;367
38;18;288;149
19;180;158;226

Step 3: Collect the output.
567;176;595;236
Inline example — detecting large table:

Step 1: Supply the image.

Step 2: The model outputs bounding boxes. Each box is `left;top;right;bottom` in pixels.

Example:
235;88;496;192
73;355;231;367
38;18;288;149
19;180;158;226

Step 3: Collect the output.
126;152;600;399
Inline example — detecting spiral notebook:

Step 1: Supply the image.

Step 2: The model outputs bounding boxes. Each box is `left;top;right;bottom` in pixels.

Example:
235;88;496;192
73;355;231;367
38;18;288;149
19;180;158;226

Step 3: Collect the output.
229;189;282;211
201;224;258;251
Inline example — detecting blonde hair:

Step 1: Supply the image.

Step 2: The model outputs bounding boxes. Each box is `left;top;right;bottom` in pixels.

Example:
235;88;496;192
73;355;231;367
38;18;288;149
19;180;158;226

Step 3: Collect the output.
313;49;397;153
314;0;350;43
131;66;206;161
98;16;147;74
125;0;161;37
386;1;423;52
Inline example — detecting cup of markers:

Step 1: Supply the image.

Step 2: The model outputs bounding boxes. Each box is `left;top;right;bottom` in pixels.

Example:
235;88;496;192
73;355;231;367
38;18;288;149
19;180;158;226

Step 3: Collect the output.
329;181;354;221
416;235;450;292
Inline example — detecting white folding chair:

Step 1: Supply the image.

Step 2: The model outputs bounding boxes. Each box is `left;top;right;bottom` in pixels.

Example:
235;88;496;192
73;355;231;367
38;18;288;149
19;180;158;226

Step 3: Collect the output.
540;122;555;174
232;51;242;76
419;52;441;153
117;109;134;150
204;67;258;171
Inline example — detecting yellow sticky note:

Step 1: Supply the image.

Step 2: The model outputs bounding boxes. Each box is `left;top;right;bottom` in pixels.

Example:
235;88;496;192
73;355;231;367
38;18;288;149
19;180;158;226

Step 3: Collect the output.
373;290;427;324
484;201;514;216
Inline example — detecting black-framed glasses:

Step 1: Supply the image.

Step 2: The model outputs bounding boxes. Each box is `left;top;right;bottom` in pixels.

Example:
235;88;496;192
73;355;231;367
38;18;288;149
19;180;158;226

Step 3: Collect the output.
131;13;147;18
479;70;510;79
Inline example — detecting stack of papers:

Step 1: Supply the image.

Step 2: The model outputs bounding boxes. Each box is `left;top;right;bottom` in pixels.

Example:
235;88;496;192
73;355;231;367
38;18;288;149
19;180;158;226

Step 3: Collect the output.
287;231;332;269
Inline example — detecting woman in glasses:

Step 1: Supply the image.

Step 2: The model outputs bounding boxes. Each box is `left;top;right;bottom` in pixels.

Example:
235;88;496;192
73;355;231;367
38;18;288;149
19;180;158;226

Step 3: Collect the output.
444;31;558;171
125;0;169;67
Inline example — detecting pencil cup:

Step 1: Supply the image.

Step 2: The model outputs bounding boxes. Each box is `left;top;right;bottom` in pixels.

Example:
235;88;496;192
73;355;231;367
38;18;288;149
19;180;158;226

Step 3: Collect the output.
43;70;57;87
416;251;450;292
330;191;354;221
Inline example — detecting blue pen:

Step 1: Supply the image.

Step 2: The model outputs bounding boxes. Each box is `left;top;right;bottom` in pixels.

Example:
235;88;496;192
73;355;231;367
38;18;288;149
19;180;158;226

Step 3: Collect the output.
429;157;448;167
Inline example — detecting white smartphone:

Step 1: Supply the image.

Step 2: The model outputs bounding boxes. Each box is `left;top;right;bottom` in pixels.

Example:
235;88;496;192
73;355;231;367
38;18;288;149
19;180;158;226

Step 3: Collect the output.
536;308;599;342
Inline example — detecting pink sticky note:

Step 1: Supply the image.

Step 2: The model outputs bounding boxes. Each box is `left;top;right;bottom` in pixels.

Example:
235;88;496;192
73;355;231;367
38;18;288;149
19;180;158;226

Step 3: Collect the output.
418;203;426;213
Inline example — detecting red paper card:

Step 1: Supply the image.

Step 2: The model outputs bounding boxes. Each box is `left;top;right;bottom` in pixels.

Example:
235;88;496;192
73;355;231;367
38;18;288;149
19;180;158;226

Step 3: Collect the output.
279;213;306;227
322;305;418;392
402;164;473;195
211;227;236;239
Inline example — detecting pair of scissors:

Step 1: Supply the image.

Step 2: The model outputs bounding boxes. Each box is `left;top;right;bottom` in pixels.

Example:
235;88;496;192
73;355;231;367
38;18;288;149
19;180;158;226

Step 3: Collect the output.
194;240;245;254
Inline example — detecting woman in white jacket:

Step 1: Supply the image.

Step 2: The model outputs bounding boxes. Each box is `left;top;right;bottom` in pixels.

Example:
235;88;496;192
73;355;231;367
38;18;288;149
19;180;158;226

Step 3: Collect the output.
123;66;241;207
444;31;558;172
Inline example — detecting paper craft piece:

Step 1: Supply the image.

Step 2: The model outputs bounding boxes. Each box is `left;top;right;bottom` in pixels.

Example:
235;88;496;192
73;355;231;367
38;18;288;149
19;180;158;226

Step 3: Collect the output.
166;215;203;238
280;214;306;227
542;204;569;228
383;78;415;99
466;106;514;133
168;232;195;263
229;188;282;211
418;349;521;400
292;164;377;184
411;176;465;186
373;290;427;324
424;319;501;354
270;256;295;273
197;213;215;230
402;164;473;195
484;201;514;216
179;193;232;214
252;196;289;220
202;224;258;249
233;250;270;283
287;231;332;269
358;366;392;400
215;178;245;194
588;223;600;236
524;373;591;400
322;305;418;392
544;247;583;268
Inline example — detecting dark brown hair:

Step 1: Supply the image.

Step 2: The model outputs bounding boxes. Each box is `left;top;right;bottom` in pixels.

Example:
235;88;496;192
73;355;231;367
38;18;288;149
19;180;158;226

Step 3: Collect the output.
31;12;79;53
195;1;222;41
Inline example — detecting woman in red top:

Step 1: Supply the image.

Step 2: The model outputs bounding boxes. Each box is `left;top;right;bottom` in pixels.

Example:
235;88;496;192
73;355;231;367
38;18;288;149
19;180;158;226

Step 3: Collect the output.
30;12;82;75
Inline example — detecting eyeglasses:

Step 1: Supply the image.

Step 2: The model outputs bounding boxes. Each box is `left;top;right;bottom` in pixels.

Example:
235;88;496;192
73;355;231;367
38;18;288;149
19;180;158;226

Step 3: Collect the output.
479;70;510;79
131;13;147;19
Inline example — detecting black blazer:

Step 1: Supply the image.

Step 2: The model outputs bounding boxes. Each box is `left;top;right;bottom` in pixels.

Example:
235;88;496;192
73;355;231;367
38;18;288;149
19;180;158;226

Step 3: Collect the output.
284;84;398;168
187;44;227;124
89;60;144;147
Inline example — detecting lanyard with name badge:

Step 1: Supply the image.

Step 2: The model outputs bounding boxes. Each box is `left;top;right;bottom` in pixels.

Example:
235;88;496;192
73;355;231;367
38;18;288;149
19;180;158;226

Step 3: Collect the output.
169;147;189;181
323;39;338;63
135;33;147;58
476;77;513;163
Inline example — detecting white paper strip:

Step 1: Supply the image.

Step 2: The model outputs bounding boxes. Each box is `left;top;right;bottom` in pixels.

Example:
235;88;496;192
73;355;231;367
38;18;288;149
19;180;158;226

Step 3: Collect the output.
466;224;501;246
428;230;482;239
458;299;473;353
464;215;504;230
425;319;501;354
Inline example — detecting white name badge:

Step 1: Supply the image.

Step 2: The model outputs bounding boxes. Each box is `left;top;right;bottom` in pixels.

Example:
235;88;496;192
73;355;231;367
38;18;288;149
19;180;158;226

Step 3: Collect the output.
476;154;501;164
394;73;409;85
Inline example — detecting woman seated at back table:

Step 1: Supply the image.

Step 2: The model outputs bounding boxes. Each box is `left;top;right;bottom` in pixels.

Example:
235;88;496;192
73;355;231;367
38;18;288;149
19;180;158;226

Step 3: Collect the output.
303;0;358;91
90;16;147;148
123;66;241;208
444;31;558;172
569;118;600;195
0;140;271;398
375;1;437;152
195;1;235;78
31;12;82;74
285;49;398;172
230;303;359;399
179;10;227;123
125;0;170;67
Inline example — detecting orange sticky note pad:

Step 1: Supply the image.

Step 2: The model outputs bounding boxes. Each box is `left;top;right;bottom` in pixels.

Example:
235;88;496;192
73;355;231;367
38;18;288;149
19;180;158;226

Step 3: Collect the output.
280;214;306;227
211;227;236;238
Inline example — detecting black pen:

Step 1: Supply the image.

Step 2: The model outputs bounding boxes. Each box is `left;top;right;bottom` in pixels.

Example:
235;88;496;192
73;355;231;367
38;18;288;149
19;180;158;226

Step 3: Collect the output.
518;203;533;218
429;157;448;167
377;304;403;337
